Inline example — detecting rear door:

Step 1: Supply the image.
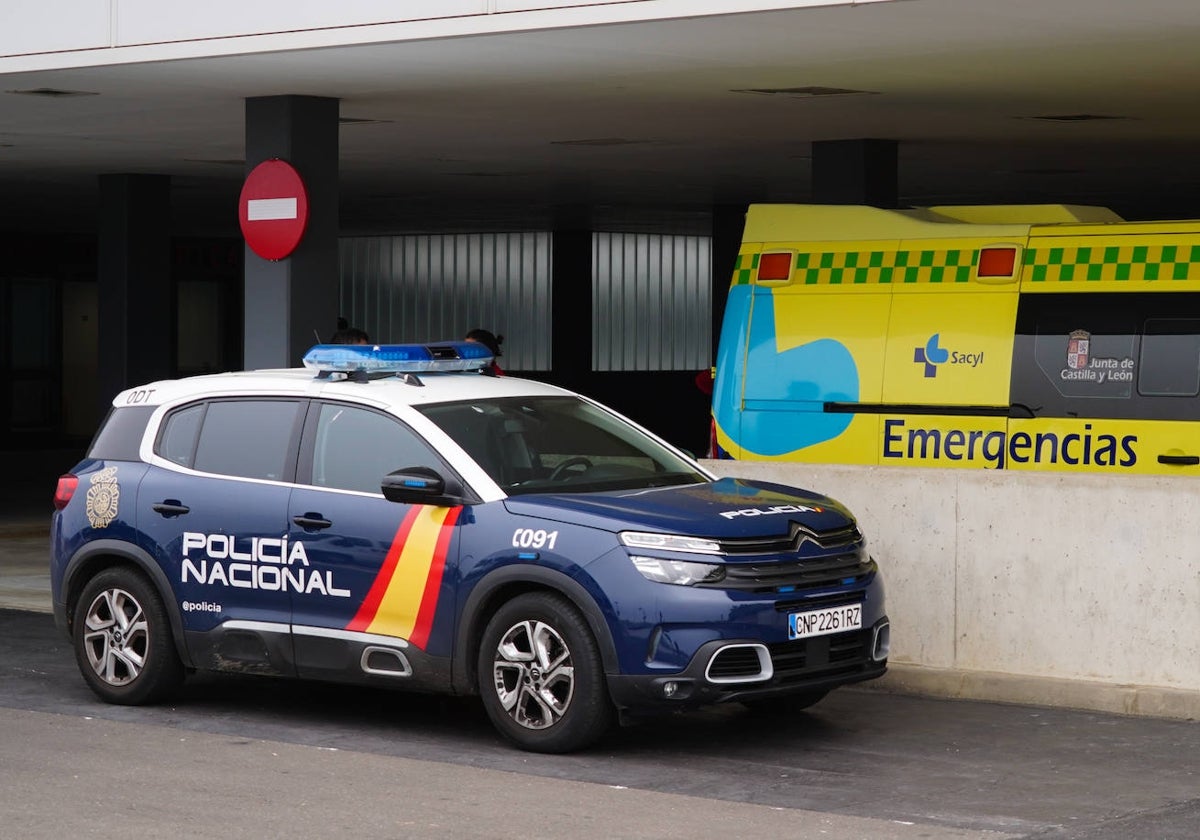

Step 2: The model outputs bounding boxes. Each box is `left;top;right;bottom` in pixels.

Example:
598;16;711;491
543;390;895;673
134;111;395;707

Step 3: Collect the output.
138;398;304;673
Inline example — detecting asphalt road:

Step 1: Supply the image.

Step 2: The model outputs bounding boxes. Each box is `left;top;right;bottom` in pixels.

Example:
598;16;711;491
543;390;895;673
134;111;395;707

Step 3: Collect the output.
2;609;1198;840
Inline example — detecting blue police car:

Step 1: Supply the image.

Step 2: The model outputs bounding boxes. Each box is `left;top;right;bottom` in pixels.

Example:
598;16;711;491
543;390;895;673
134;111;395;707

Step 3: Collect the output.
50;341;889;752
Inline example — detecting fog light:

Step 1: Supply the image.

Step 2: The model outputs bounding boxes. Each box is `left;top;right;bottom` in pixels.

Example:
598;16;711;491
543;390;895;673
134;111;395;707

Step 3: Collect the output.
662;681;678;698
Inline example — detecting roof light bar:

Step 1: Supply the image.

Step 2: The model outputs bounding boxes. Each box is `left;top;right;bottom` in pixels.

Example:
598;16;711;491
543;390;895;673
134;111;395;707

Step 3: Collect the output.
302;341;492;374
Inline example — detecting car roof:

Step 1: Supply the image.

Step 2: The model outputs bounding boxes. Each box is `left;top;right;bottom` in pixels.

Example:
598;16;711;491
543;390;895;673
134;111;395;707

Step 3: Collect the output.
113;367;574;410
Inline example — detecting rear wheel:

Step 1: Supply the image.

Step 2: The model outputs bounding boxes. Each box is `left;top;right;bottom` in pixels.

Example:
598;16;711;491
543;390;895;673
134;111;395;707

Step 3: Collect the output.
72;567;184;705
478;592;613;753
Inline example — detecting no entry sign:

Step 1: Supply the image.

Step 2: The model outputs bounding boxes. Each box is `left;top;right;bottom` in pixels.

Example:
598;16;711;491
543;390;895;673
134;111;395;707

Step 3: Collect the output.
238;159;309;260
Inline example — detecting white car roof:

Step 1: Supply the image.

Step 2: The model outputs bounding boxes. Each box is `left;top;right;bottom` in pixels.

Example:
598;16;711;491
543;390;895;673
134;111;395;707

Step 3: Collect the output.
113;367;575;410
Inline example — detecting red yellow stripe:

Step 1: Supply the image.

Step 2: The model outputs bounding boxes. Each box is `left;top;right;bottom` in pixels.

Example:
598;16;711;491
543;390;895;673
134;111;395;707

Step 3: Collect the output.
408;506;461;649
345;505;460;647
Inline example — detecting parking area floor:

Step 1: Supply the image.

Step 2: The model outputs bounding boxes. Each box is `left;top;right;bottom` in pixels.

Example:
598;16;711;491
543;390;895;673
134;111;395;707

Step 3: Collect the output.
3;602;1199;839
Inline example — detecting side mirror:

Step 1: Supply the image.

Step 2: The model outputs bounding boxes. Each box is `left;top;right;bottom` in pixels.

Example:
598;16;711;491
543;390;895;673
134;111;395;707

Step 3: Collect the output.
381;466;464;507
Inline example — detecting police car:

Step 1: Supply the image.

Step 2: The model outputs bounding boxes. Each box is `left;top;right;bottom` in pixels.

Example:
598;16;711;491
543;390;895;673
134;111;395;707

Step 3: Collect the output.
50;341;889;753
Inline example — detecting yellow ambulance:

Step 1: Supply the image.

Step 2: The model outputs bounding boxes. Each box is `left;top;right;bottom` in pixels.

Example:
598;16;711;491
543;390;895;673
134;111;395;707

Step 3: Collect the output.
712;204;1200;474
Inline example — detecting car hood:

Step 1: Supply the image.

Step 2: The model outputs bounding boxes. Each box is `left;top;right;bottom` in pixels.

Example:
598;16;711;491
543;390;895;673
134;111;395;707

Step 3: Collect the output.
502;477;855;539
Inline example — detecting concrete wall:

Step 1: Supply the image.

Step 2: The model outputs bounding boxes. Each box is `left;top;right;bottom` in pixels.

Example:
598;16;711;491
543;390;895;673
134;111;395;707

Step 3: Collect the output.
702;459;1200;719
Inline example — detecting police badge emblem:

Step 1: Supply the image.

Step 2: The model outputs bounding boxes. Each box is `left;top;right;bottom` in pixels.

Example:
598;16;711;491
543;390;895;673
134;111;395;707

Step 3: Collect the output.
1067;329;1090;371
85;466;120;529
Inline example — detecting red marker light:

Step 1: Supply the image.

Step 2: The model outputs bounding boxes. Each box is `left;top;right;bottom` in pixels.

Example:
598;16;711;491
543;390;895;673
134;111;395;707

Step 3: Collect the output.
54;474;78;510
978;247;1017;277
757;252;792;281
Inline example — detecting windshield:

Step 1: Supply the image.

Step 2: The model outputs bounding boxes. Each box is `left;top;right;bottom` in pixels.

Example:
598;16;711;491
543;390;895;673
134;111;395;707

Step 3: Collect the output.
415;395;708;496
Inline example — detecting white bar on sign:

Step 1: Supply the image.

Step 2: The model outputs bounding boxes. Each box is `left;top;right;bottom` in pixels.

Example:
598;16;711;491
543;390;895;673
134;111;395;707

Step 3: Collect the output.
247;197;298;221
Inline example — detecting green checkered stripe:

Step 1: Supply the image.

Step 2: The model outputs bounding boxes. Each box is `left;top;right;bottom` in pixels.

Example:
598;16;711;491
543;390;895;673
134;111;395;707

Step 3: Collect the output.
1024;244;1200;282
731;249;979;286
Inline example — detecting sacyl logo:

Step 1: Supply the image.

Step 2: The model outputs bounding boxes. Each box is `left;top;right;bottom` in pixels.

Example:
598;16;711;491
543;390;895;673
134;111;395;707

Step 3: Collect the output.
914;334;950;377
914;334;984;378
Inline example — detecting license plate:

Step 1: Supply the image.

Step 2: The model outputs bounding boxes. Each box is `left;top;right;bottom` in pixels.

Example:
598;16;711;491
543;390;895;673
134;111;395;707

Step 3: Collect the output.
788;603;863;640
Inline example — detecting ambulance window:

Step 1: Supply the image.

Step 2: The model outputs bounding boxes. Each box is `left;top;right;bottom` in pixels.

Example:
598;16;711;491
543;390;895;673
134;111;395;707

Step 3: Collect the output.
1011;293;1138;417
1138;319;1200;397
1012;293;1200;421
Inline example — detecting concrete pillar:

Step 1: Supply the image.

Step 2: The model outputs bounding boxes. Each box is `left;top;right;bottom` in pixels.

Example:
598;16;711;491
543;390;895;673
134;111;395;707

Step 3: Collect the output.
97;173;172;408
812;139;898;207
242;95;339;369
550;228;593;390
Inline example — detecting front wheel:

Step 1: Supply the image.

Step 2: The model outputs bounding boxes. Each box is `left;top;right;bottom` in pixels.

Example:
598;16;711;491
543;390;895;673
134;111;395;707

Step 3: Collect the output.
72;567;184;705
478;592;613;753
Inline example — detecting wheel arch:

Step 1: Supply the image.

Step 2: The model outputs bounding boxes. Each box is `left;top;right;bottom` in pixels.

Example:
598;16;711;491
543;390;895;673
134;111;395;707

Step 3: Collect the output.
61;539;193;668
452;565;619;695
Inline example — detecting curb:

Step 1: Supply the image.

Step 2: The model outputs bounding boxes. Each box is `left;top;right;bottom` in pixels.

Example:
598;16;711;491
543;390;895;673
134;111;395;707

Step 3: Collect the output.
857;662;1200;722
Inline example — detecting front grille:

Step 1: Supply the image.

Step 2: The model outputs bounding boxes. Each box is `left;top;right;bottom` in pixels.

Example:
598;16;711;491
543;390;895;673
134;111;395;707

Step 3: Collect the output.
718;521;862;555
714;556;876;593
767;629;874;685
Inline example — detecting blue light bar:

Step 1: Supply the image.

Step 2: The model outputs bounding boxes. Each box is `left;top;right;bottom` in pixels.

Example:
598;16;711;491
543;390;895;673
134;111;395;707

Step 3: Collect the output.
302;341;493;374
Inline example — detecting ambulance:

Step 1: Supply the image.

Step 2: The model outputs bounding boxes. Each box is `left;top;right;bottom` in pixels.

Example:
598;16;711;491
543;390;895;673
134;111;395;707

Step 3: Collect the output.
713;204;1200;474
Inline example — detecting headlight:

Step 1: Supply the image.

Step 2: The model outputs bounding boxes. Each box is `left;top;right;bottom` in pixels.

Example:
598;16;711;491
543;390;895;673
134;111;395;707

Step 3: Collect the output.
619;531;722;555
629;556;725;586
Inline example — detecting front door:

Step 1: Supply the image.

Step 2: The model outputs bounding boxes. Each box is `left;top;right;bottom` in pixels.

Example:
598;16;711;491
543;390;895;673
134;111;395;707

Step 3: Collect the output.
287;401;463;684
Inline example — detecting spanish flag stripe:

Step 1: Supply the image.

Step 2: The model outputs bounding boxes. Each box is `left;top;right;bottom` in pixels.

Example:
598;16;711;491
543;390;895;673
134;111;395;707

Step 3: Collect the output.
345;506;421;632
364;506;453;639
407;507;462;650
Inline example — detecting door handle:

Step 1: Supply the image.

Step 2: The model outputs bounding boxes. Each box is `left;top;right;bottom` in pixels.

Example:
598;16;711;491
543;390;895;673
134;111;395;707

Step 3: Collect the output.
152;501;190;517
293;513;333;530
1157;454;1200;466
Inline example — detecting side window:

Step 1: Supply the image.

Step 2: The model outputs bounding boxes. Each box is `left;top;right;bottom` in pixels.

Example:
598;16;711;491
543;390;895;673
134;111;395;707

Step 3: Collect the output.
309;403;441;494
192;400;302;480
1011;293;1200;421
157;403;205;468
1138;319;1200;397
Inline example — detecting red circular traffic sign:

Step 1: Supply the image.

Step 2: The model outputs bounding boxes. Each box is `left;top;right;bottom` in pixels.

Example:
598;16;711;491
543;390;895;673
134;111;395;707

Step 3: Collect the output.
238;159;310;261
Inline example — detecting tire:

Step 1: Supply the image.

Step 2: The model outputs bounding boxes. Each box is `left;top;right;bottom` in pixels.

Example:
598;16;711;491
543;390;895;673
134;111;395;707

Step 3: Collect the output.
741;688;829;716
477;592;613;753
72;567;184;705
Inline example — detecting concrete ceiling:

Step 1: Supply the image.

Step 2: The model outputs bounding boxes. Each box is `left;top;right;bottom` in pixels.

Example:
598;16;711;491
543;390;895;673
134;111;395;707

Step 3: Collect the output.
2;0;1200;236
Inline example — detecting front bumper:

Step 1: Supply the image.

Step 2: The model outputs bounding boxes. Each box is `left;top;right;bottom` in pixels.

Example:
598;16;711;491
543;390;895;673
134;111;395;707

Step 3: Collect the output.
606;617;889;713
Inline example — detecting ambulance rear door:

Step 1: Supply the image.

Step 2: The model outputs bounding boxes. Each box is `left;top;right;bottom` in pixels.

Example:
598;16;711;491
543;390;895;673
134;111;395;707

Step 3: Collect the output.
877;235;1024;468
717;238;893;463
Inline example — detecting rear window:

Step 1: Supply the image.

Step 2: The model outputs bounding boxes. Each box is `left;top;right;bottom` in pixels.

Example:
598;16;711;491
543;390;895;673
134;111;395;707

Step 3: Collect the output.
88;407;155;461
